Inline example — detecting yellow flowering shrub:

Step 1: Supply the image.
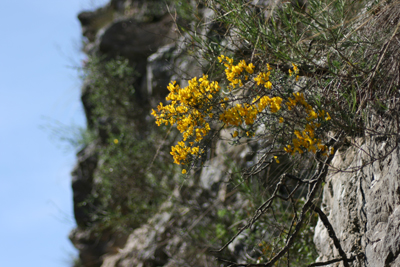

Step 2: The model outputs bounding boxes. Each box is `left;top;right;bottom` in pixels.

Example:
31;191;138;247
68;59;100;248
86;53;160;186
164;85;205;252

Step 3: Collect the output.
151;55;333;168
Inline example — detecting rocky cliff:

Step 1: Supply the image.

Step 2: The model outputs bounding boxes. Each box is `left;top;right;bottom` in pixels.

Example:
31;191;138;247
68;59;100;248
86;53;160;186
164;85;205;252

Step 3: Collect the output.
70;1;248;266
314;123;400;266
70;0;400;266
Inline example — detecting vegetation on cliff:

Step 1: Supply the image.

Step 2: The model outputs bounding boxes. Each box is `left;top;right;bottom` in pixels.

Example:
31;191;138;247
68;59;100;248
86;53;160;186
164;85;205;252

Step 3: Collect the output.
71;0;400;266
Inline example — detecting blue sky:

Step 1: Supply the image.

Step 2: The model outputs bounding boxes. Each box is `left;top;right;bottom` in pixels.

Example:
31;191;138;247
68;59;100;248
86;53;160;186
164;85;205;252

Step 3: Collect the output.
1;1;108;266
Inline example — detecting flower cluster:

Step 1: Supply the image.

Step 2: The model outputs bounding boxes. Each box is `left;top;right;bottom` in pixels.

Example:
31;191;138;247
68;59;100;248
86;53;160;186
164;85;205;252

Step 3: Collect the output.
219;95;283;126
284;92;332;155
218;55;255;88
170;141;202;165
152;56;333;169
151;74;219;164
253;64;273;89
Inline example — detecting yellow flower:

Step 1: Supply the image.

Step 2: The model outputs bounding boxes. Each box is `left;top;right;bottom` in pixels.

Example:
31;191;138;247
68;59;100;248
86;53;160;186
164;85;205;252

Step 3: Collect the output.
113;139;119;144
232;131;238;138
279;117;284;123
191;146;200;155
182;169;187;174
292;63;299;74
284;145;293;154
246;63;255;74
246;131;254;137
325;112;331;121
274;156;280;164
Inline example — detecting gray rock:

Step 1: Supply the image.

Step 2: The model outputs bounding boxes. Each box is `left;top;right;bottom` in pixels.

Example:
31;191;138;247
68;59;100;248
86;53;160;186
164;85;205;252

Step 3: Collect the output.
314;135;400;266
146;44;177;98
71;142;98;227
98;15;175;62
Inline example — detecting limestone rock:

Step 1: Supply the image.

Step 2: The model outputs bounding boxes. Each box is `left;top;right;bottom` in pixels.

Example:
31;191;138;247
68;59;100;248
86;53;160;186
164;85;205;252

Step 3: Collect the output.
314;136;400;266
98;15;175;62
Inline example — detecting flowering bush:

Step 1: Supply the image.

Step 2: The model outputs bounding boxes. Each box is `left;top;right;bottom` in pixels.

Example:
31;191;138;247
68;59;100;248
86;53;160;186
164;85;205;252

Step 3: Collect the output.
152;55;333;171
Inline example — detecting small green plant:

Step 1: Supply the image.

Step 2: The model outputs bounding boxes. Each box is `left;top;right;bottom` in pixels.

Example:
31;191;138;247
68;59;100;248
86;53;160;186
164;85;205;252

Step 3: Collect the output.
88;130;173;231
43;118;96;152
82;55;138;128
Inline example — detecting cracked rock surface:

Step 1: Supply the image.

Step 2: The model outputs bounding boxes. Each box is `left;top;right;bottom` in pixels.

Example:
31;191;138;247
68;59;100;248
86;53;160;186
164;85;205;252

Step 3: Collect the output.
314;134;400;266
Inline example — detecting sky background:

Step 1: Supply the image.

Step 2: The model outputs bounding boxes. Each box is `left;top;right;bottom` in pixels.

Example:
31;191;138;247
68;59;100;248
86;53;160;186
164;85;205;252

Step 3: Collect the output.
1;1;109;266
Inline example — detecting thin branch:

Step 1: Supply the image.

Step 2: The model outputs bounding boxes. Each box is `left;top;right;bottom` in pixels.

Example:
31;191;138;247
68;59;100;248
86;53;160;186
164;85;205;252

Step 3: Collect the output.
308;256;353;267
211;175;286;253
311;204;350;267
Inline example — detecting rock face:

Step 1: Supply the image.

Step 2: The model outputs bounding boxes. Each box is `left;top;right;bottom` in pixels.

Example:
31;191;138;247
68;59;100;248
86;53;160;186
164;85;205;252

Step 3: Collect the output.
96;135;279;267
71;2;182;266
314;133;400;266
71;0;400;266
71;1;234;266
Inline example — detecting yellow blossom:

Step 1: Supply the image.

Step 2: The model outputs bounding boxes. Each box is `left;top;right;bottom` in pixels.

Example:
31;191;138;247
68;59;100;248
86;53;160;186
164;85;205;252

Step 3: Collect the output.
292;63;299;74
153;55;332;165
326;112;331;121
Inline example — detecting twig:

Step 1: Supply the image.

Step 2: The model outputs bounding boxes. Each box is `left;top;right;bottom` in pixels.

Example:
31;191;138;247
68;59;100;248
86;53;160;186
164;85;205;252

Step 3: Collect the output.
308;256;353;267
311;204;350;267
358;18;400;114
211;175;286;253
